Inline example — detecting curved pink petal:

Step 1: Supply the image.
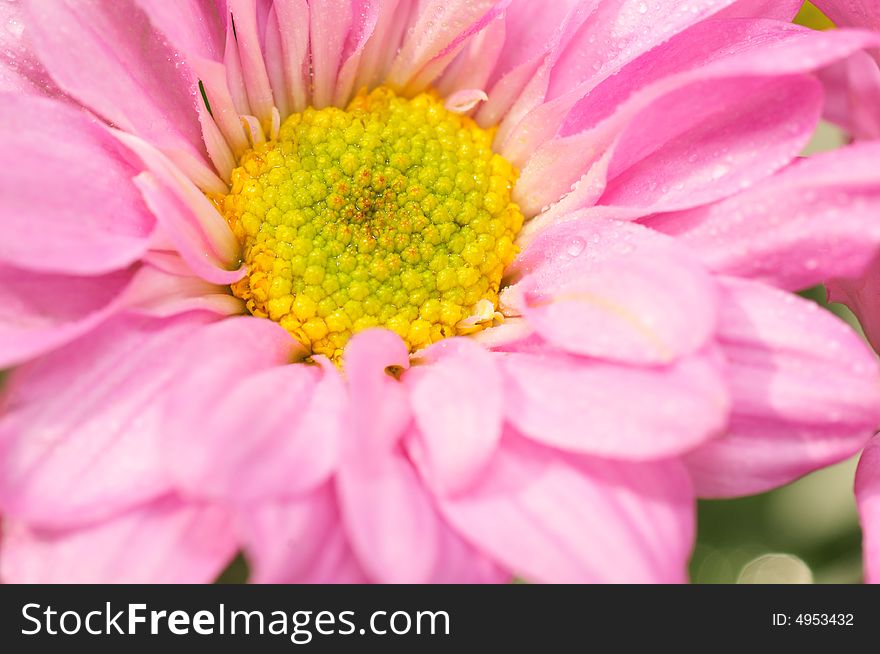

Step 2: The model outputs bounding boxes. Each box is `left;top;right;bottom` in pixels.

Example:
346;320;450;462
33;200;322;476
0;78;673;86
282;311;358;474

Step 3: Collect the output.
405;339;504;496
516;21;880;223
242;485;368;584
828;258;880;354
500;347;729;460
819;52;880;141
0;93;154;275
0;265;135;369
133;172;245;285
718;0;804;20
856;435;880;584
387;0;507;92
309;0;353;108
337;451;441;584
504;217;718;364
24;0;209;167
0;312;220;528
133;0;224;60
651;142;880;292
439;435;695;583
498;0;745;165
342;329;412;459
161;322;342;503
0;0;62;96
685;277;880;498
813;0;880;31
0;496;237;583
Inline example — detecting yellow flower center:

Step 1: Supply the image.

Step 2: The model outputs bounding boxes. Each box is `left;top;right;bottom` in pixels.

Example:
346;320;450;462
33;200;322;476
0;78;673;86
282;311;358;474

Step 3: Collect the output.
216;86;524;361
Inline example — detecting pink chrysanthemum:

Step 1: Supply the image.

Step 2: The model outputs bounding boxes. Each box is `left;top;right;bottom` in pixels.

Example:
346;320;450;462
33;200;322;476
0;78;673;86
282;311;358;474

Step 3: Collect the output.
1;0;880;583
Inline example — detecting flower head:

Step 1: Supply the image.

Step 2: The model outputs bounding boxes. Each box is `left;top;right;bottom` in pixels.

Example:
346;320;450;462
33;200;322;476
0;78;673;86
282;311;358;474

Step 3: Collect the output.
2;0;880;583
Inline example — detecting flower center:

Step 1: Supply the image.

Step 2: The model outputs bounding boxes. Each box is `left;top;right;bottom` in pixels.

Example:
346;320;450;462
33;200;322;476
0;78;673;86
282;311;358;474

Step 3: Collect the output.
217;86;524;361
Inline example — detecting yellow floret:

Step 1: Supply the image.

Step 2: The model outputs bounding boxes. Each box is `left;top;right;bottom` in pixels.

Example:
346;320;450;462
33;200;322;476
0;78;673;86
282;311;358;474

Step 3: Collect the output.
217;86;524;362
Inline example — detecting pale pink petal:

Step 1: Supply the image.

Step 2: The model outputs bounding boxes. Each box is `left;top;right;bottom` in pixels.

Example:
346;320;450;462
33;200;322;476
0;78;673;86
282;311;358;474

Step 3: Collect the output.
273;0;310;112
856;435;880;584
337;451;441;584
25;0;208;166
122;263;246;318
387;0;507;92
405;339;503;496
435;14;505;98
134;0;225;60
0;496;237;583
828;258;880;354
443;89;489;113
342;329;412;459
0;94;154;274
133;172;245;285
717;0;804;20
504;217;718;364
819;52;880;140
685;277;880;497
594;75;822;214
650;142;880;292
516;22;880;221
0;265;135;368
439;435;695;583
333;0;385;106
0;312;220;528
309;0;353;108
229;0;275;124
498;0;746;165
242;485;368;584
0;0;62;96
162;323;342;502
499;347;729;460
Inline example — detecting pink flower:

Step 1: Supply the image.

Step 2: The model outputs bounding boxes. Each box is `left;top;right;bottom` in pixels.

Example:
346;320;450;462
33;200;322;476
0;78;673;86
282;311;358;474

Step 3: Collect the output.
1;0;880;583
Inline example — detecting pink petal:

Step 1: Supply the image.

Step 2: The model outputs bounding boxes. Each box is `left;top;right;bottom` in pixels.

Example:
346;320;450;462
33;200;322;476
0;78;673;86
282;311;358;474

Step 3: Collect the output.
309;0;353;108
498;0;745;165
439;435;695;583
504;217;718;364
342;329;412;459
685;277;880;497
242;485;368;583
0;496;237;583
650;142;880;292
387;0;506;92
813;0;880;30
333;0;385;106
161;321;342;502
516;21;880;221
273;0;311;112
0;265;135;369
25;0;208;166
856;435;880;584
827;258;880;354
228;0;275;124
133;0;225;60
500;347;729;460
0;312;220;528
0;93;154;274
0;0;62;97
337;451;441;583
405;339;504;496
819;52;880;141
133;172;245;285
594;75;822;214
718;0;805;20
